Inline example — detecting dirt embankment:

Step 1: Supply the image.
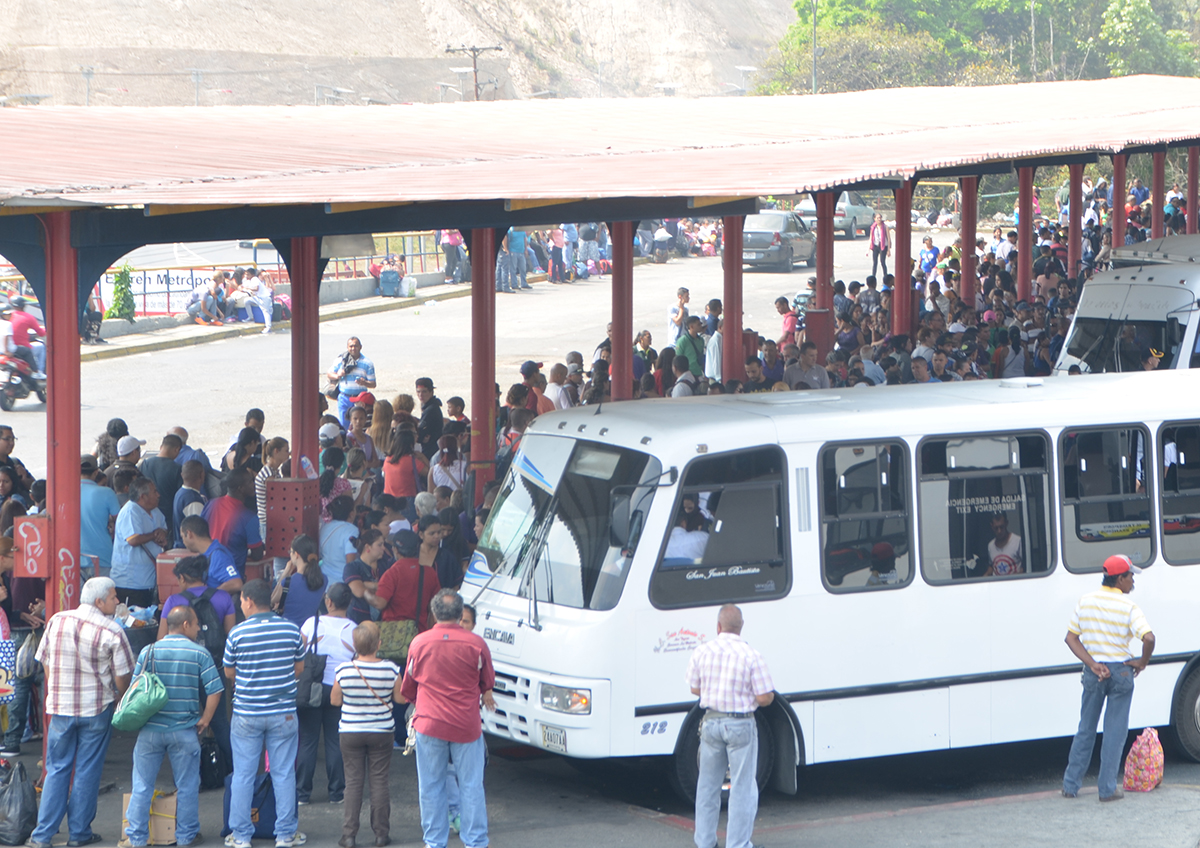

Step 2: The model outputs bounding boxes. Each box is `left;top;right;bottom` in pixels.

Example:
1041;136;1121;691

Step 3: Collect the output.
0;0;794;105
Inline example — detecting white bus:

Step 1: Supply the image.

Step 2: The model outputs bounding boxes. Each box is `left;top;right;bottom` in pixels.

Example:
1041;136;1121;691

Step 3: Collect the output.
466;370;1200;800
1056;236;1200;374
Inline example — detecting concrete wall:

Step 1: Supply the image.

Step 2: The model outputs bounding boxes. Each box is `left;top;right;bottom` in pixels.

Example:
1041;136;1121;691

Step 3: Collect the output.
97;271;450;339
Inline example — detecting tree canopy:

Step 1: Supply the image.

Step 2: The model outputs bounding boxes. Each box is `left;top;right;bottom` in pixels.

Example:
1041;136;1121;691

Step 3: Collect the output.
757;0;1198;94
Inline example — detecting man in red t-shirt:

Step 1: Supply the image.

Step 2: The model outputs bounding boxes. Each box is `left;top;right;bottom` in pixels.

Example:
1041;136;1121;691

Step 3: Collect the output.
400;589;495;848
8;298;45;376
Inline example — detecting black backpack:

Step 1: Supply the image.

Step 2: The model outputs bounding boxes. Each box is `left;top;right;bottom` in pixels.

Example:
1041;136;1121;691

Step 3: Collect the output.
181;588;225;665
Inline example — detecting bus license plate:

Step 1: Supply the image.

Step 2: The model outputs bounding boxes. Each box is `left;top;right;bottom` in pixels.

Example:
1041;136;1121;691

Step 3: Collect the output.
743;251;759;260
540;724;567;753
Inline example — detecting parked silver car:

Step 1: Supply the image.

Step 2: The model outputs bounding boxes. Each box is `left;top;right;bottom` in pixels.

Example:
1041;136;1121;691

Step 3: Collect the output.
739;211;816;272
796;190;876;239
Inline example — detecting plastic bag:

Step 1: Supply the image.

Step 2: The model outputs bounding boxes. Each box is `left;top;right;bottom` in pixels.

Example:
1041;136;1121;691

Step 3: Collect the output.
14;633;38;680
1123;727;1164;792
0;761;37;845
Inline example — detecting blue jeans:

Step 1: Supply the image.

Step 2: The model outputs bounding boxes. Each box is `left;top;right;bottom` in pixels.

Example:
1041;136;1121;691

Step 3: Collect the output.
509;251;529;288
337;391;355;428
1063;662;1135;798
124;729;202;845
694;715;758;848
31;705;115;844
415;732;487;848
495;251;512;292
4;629;36;750
229;711;300;841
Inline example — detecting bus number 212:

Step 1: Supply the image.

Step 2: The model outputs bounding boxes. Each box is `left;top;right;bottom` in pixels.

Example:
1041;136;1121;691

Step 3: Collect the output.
641;721;668;735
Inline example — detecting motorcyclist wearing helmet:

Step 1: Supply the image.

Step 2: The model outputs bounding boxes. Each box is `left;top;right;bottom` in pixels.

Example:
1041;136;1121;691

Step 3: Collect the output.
8;297;45;379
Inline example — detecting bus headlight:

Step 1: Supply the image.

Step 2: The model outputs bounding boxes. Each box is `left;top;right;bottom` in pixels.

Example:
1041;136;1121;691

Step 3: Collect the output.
540;683;591;715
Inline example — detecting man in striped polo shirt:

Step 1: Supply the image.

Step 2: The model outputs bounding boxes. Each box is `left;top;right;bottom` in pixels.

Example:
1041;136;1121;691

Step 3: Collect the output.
121;606;224;848
1062;554;1156;802
223;579;307;848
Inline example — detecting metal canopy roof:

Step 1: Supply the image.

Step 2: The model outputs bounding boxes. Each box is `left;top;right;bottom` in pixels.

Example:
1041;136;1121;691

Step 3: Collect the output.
1;75;1198;212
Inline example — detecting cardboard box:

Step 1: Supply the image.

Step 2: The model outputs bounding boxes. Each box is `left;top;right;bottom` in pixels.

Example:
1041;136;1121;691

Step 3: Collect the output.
123;790;177;845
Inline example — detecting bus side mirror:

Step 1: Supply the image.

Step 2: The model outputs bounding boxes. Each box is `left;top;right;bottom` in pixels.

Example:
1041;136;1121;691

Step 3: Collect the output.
609;491;632;547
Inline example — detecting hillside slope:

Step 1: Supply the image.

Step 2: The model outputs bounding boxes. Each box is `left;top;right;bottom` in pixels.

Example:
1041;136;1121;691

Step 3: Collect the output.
0;0;795;104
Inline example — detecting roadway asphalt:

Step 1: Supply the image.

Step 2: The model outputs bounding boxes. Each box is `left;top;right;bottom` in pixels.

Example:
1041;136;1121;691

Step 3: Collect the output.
11;230;935;477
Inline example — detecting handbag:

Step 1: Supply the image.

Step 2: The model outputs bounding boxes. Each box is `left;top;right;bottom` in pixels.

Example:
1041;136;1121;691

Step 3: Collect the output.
322;353;349;399
377;564;425;665
199;729;230;790
296;606;327;709
112;648;168;731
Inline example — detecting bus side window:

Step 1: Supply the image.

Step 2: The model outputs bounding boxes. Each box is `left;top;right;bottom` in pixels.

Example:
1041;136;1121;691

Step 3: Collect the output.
1161;423;1200;564
649;446;790;609
1060;426;1152;572
818;441;911;592
919;432;1053;583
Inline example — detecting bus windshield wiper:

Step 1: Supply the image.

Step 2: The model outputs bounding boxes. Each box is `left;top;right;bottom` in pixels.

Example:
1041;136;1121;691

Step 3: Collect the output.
516;494;557;632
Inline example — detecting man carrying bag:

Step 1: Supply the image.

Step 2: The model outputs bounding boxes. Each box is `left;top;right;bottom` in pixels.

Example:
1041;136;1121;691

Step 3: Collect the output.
119;606;223;848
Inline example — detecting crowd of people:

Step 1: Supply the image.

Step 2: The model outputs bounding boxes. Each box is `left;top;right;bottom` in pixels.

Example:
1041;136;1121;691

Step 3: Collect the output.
182;265;282;334
0;350;506;848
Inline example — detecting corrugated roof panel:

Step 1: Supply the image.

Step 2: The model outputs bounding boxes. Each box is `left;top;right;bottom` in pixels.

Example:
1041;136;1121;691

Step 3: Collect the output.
1;75;1198;206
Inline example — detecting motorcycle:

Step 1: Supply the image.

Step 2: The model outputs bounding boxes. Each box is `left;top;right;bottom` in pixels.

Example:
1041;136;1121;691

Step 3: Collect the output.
0;341;46;411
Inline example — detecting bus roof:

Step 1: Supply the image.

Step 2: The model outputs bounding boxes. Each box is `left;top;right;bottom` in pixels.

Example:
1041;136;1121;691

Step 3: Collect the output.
527;370;1200;455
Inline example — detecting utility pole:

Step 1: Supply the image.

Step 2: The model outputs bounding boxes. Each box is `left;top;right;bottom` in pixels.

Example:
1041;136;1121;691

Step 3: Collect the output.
810;0;818;94
80;66;94;106
1030;0;1037;79
187;69;203;106
445;44;503;101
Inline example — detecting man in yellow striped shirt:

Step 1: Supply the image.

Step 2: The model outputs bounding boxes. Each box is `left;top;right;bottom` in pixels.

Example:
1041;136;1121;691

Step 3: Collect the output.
1062;554;1155;802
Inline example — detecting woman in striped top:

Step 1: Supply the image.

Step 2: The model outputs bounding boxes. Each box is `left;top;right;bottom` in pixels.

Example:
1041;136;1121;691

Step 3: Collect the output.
331;622;403;848
255;437;289;580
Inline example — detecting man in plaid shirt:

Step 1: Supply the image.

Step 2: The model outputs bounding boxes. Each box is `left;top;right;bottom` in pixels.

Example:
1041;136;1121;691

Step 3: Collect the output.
686;604;774;848
29;577;133;848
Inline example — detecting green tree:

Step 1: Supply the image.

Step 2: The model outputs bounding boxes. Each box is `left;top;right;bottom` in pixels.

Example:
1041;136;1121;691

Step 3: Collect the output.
103;264;136;323
758;24;953;94
1098;0;1197;76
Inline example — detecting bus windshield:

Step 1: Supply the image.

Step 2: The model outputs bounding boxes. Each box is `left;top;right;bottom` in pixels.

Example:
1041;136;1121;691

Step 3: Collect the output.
475;434;662;611
1062;316;1184;373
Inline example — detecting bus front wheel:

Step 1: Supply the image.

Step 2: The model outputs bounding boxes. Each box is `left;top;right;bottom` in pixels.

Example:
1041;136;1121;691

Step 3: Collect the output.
1170;664;1200;761
667;707;775;804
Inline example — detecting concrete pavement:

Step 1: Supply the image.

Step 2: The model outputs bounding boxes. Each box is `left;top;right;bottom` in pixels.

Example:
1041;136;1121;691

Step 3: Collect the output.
18;729;1200;847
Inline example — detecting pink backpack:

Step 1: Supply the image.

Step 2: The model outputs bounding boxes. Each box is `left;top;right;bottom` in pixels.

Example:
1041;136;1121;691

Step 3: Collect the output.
1123;727;1164;791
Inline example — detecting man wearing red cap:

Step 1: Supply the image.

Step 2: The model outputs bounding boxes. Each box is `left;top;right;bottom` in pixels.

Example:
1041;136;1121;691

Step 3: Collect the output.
1062;554;1156;802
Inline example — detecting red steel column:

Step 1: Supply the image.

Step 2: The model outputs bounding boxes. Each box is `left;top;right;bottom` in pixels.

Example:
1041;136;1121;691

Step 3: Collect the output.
1112;154;1128;247
43;211;80;614
610;222;634;400
960;176;978;308
722;215;744;386
470;229;496;501
1152;150;1166;239
892;180;913;337
1188;147;1199;235
1068;164;1084;280
809;191;836;358
1017;167;1034;302
290;237;321;473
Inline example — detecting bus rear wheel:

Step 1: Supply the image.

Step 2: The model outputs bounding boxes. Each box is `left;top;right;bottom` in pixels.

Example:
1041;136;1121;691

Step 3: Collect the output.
667;708;775;804
1169;664;1200;761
